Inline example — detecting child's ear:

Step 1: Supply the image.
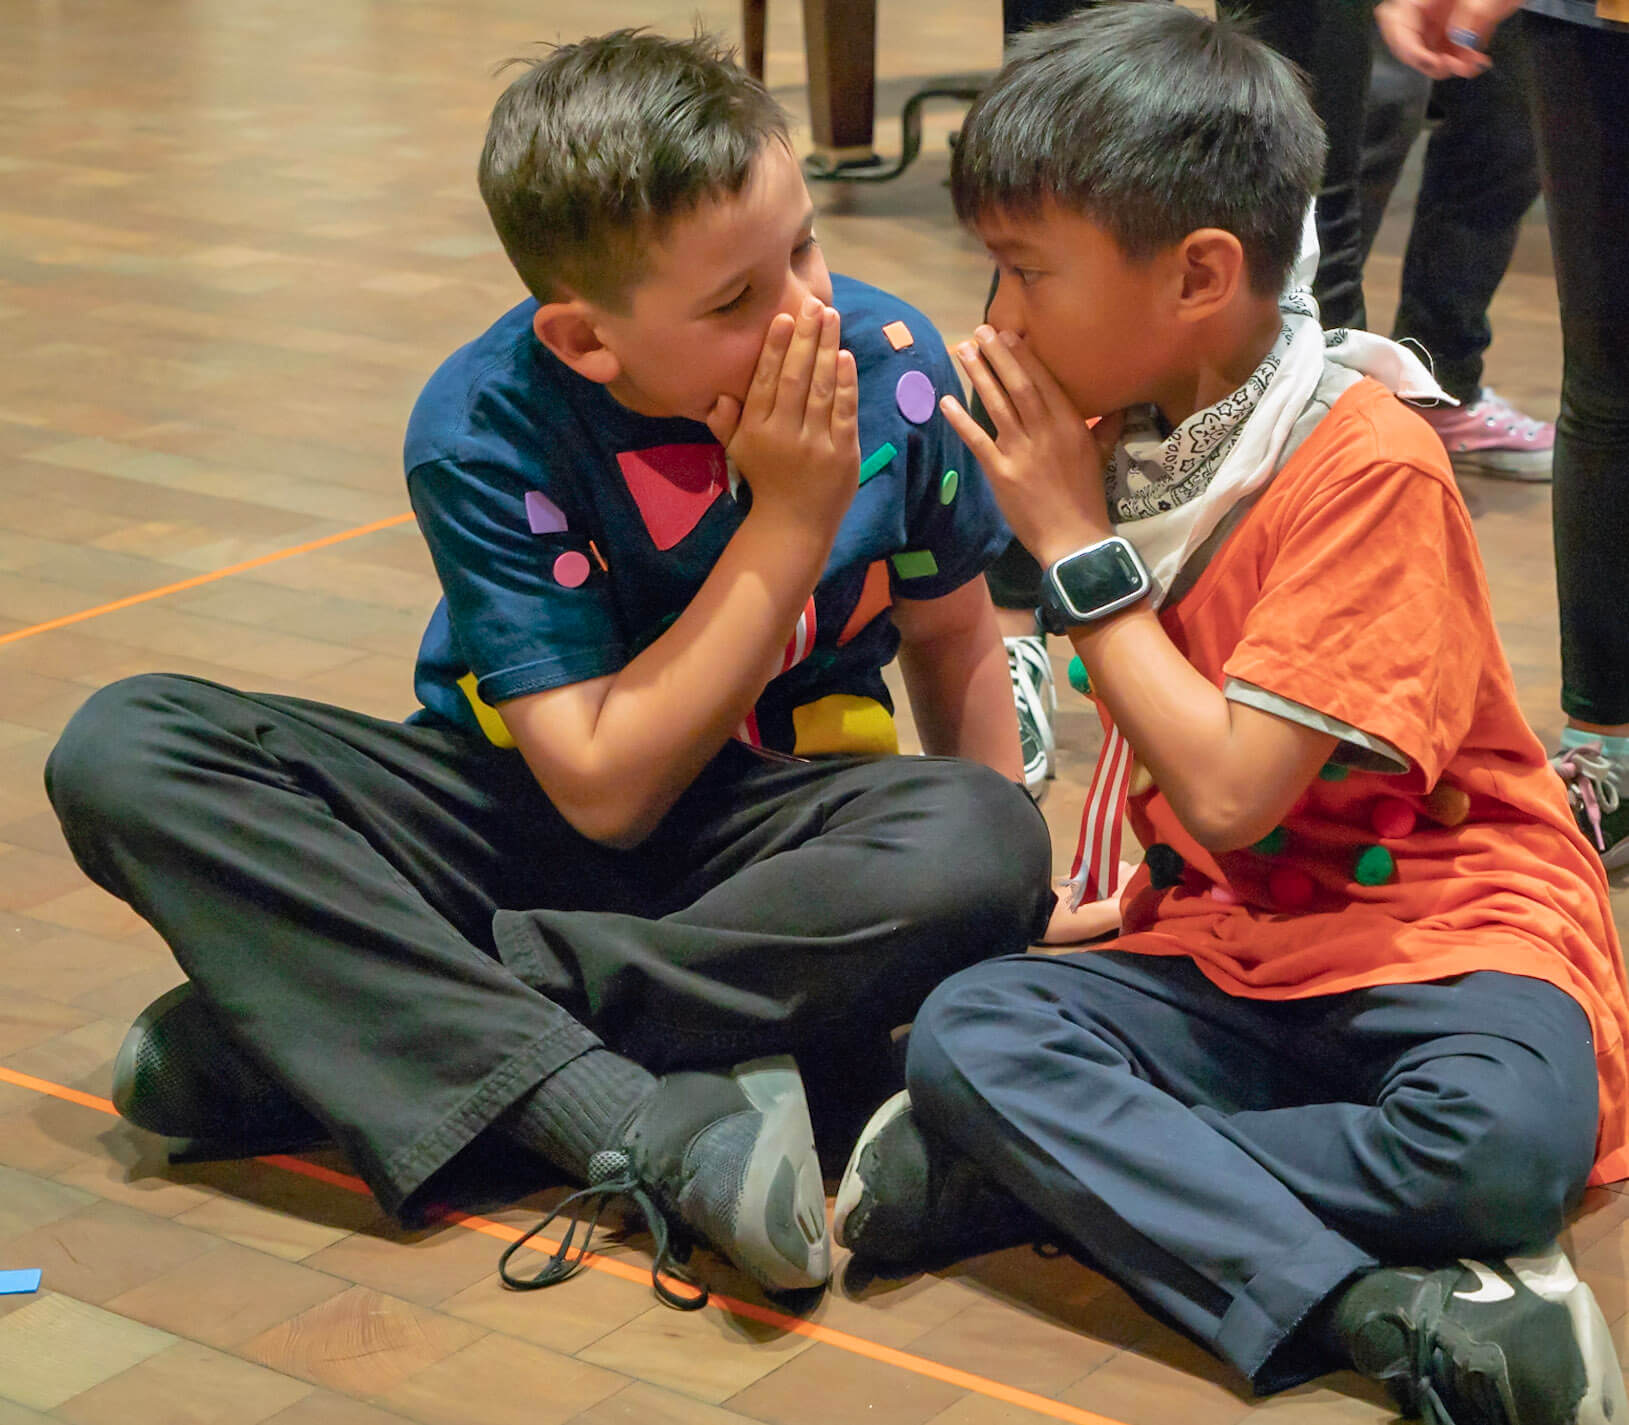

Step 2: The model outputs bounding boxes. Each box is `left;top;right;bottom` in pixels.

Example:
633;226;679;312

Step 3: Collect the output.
1172;229;1248;324
532;301;621;386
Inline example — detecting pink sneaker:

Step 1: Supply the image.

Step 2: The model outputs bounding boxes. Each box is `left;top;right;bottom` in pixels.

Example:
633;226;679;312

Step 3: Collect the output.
1420;388;1554;481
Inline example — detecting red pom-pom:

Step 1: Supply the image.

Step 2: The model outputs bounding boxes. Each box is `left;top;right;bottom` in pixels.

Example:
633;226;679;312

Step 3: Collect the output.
1371;798;1417;840
1267;866;1315;909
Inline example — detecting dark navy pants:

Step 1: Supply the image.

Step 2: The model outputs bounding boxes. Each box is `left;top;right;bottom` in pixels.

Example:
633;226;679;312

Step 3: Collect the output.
46;673;1052;1218
907;949;1599;1392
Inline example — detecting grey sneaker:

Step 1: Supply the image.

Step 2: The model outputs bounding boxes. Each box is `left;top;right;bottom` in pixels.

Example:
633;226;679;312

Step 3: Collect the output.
833;1090;1044;1269
1005;632;1056;800
111;983;327;1151
502;1056;830;1307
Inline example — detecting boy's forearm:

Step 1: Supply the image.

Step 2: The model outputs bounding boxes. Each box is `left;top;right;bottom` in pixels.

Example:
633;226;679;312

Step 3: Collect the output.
502;504;838;847
895;583;1024;779
1069;606;1335;851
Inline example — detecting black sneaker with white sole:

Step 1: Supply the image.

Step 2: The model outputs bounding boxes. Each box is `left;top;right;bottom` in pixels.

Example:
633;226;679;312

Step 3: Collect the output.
1334;1247;1626;1425
112;983;328;1153
833;1089;1046;1270
501;1055;830;1307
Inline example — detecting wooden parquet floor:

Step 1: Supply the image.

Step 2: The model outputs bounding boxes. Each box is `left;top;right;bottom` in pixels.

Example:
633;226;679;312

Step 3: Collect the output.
0;2;1623;1422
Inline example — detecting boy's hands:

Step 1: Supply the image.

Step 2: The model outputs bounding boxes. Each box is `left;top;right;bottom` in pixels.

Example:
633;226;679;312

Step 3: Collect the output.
940;325;1122;570
706;294;860;533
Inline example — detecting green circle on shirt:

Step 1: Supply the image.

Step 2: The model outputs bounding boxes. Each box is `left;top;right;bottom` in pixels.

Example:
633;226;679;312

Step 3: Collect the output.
939;469;959;504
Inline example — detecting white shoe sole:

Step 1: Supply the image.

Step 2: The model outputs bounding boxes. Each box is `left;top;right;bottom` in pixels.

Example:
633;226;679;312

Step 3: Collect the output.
831;1088;912;1250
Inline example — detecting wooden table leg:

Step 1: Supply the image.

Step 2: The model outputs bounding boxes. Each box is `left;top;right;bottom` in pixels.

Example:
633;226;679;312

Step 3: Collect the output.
801;0;879;165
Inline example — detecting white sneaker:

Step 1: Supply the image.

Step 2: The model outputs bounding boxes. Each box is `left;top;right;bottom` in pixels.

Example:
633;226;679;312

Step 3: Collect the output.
1005;633;1055;800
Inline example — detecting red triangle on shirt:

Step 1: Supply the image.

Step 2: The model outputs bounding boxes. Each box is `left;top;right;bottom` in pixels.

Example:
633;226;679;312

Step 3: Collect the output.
616;443;728;551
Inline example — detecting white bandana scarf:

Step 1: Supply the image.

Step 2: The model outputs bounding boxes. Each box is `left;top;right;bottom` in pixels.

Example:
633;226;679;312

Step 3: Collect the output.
1067;207;1452;909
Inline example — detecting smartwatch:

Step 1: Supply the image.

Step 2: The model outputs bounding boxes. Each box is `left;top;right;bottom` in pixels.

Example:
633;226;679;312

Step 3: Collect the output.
1037;536;1152;634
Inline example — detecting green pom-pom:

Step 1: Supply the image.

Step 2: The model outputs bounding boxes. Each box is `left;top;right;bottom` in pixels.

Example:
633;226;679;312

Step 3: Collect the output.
1353;844;1395;886
1318;762;1351;782
1253;827;1287;856
1067;655;1091;696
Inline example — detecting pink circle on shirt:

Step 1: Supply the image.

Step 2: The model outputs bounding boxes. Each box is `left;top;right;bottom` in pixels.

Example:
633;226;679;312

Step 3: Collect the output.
553;550;591;588
1371;798;1417;840
1209;884;1241;905
895;370;936;424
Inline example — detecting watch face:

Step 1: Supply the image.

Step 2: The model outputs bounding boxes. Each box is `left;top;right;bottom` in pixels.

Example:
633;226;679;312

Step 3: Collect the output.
1054;539;1145;618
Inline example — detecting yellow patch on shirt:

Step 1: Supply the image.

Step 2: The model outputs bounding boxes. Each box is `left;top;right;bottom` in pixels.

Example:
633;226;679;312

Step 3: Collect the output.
792;694;899;757
457;672;516;748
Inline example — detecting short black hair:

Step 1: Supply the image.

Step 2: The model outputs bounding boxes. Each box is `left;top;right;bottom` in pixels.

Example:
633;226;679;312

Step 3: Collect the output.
479;29;790;310
950;1;1325;295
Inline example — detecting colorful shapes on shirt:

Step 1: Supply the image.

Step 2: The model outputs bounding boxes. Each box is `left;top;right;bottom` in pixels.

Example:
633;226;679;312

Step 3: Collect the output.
891;549;939;580
792;693;899;756
882;319;914;351
1146;843;1185;890
616;443;728;551
553;550;591;588
588;539;608;572
839;560;892;645
0;1269;41;1294
1318;761;1350;782
1425;783;1471;827
1267;865;1315;909
457;671;516;749
1370;798;1417;840
1353;844;1397;886
524;489;568;535
1209;884;1241;906
895;370;937;425
1067;655;1091;696
1253;826;1288;855
858;442;897;485
939;469;959;504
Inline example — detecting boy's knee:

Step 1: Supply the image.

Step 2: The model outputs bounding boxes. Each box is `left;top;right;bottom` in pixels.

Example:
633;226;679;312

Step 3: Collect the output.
1382;1061;1595;1254
910;760;1052;930
46;674;195;827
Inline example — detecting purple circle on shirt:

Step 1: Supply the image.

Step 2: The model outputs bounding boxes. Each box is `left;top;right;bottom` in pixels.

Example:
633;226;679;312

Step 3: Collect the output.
895;370;936;425
553;550;591;588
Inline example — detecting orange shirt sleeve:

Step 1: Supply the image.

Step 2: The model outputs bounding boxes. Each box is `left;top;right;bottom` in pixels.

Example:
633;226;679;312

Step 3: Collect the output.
1223;462;1485;789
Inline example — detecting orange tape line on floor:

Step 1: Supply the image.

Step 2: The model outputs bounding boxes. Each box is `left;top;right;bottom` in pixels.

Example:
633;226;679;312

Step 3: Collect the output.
0;1062;1130;1425
0;512;418;648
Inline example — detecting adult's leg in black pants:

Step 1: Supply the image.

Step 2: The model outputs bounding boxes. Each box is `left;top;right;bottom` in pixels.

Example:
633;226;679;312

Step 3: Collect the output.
905;951;1598;1391
1523;13;1629;729
1388;21;1539;404
1225;0;1374;329
46;673;1051;1221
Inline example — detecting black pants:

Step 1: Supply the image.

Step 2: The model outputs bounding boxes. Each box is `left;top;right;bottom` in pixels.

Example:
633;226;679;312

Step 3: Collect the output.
1523;12;1629;726
1359;22;1539;404
908;950;1598;1392
45;674;1052;1217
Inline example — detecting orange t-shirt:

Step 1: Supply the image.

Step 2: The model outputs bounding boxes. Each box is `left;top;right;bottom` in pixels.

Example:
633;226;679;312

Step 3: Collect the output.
1110;378;1629;1184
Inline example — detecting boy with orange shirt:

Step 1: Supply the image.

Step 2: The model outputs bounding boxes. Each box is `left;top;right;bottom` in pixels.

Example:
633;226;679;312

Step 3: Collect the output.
833;7;1628;1424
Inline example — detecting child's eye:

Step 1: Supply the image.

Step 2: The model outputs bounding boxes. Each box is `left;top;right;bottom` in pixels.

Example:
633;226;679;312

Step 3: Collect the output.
712;287;750;315
794;233;819;258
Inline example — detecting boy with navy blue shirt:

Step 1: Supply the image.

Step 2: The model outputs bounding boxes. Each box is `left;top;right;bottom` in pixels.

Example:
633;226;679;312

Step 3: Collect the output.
45;30;1050;1304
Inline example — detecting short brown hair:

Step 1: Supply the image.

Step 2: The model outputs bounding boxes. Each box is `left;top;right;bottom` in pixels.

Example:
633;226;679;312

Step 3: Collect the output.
479;29;790;310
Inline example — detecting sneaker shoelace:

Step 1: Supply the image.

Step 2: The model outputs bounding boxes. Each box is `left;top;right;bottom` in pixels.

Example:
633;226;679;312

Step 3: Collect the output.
1005;636;1053;730
1472;389;1547;441
1403;1274;1463;1425
497;1147;708;1310
1550;741;1622;852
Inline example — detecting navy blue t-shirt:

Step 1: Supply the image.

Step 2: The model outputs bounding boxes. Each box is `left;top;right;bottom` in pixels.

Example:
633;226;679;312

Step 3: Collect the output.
403;274;1009;756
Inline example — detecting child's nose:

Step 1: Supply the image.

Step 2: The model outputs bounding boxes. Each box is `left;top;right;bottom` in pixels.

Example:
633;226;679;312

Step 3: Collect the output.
986;279;1023;337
